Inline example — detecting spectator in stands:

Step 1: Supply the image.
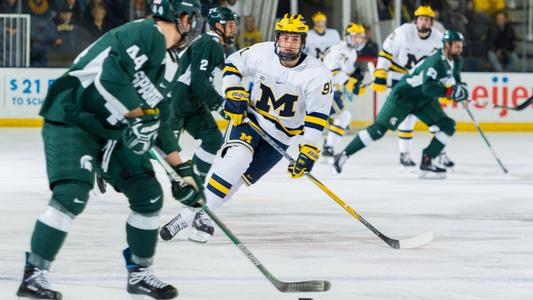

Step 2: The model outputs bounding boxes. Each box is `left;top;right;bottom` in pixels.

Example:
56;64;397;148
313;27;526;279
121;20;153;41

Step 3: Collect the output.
473;0;506;16
54;5;80;55
24;0;58;66
487;11;518;72
24;0;52;18
133;0;150;19
0;0;19;13
83;0;110;27
239;15;261;48
357;25;378;59
84;4;110;41
55;0;82;24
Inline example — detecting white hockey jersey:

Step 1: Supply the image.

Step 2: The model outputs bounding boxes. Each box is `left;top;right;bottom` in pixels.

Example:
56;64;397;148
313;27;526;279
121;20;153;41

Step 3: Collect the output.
304;28;341;61
322;40;358;88
223;42;333;147
377;23;443;81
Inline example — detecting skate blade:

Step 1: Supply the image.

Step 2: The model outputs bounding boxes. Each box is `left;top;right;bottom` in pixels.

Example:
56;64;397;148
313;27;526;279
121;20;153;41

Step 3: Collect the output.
400;165;416;173
320;156;333;164
419;171;447;180
189;229;212;243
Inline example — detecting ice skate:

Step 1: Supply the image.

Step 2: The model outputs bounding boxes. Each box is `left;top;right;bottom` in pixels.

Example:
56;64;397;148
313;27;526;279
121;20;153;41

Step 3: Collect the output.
419;154;447;179
189;211;214;243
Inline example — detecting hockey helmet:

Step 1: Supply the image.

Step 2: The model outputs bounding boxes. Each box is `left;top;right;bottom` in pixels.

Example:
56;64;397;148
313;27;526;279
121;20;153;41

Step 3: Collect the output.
345;23;366;51
414;5;435;18
207;7;238;44
151;0;202;47
443;29;465;43
312;11;327;22
275;14;309;61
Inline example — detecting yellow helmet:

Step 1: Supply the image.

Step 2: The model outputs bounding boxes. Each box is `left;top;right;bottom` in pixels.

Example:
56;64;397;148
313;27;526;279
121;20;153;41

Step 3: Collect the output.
312;11;327;22
275;14;308;61
414;5;435;18
345;23;366;51
275;14;309;34
346;22;365;35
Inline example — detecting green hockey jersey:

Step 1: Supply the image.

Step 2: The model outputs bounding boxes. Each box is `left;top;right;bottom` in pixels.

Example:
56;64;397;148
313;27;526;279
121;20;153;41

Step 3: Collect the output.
172;32;225;116
392;48;463;100
40;18;174;140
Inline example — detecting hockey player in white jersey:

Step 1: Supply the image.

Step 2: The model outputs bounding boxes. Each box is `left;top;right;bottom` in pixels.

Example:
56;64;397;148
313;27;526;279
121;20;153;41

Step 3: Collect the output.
322;23;367;160
371;5;453;168
304;11;341;60
160;14;333;242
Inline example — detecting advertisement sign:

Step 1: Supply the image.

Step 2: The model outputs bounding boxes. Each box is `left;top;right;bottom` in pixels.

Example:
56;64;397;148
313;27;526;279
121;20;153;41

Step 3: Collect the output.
0;68;66;121
0;69;532;131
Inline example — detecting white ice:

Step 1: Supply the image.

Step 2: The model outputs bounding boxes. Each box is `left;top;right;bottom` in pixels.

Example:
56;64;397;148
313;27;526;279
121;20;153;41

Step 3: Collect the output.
1;128;532;300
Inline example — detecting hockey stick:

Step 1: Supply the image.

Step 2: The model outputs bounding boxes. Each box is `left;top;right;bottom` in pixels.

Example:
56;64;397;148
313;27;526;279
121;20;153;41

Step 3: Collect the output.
461;102;509;174
245;120;433;249
493;95;533;111
149;149;331;293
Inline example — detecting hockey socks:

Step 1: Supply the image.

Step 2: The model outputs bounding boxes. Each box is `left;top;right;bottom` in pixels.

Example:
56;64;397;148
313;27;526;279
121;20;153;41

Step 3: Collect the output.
126;212;160;266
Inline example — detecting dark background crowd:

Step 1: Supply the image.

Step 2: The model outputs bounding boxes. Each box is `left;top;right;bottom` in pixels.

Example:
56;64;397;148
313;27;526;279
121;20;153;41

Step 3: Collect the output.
0;0;525;72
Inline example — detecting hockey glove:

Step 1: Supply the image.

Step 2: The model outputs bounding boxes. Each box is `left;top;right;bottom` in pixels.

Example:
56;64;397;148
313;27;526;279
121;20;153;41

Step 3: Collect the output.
446;83;469;102
344;77;366;96
224;88;250;126
123;108;160;155
288;144;320;178
371;69;388;92
171;160;203;208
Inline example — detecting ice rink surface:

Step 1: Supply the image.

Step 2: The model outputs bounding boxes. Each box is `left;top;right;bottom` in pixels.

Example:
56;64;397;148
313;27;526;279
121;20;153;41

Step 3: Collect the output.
1;128;532;300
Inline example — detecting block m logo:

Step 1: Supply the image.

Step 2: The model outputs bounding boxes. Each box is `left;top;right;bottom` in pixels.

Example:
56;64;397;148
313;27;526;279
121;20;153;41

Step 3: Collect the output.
255;83;298;117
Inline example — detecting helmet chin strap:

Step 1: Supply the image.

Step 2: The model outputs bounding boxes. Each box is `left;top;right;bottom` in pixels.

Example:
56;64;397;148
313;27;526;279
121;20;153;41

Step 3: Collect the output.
214;24;234;45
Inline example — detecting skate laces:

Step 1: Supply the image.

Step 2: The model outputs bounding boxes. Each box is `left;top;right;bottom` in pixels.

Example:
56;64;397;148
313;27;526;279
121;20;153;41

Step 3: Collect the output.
166;215;188;234
27;269;50;289
129;267;167;289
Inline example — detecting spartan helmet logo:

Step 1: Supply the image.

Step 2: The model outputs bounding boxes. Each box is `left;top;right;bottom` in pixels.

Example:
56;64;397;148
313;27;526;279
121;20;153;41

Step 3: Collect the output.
390;117;398;127
80;155;93;172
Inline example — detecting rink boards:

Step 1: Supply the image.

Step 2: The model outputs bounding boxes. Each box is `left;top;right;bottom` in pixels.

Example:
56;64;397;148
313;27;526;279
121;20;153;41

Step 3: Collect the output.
0;68;532;131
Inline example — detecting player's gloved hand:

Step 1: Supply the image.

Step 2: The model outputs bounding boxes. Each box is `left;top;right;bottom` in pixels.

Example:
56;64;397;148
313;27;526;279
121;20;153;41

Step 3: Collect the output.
371;69;387;92
446;83;469;102
224;88;250;126
288;144;320;178
171;160;204;208
344;77;366;96
123;108;160;155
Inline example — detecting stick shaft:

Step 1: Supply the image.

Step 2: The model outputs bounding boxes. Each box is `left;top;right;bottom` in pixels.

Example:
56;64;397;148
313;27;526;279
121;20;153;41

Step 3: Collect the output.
461;102;508;173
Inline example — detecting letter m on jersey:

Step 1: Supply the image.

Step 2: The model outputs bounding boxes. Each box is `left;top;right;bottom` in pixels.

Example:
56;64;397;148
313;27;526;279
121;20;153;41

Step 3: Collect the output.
255;83;298;117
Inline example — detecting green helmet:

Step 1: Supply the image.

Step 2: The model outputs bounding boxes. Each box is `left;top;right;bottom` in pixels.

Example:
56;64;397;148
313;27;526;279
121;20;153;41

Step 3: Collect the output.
207;7;238;27
151;0;201;23
207;7;238;45
443;29;464;43
151;0;202;48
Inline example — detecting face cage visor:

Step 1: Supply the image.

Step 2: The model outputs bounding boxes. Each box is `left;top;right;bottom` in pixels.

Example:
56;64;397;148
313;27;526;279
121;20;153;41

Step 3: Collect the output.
274;31;306;61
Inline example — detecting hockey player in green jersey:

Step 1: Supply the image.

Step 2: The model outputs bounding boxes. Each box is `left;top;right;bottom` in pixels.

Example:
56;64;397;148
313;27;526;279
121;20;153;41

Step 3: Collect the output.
159;6;238;243
333;30;468;179
16;1;203;299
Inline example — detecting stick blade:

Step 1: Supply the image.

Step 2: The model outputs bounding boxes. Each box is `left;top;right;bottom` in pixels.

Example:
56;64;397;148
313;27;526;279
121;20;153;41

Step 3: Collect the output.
398;232;434;249
275;280;331;293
